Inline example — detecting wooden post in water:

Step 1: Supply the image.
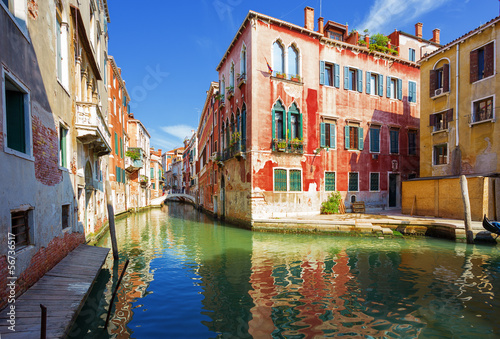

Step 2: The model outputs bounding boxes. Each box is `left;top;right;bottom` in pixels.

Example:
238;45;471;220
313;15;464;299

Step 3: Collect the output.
40;304;46;339
460;175;474;244
105;181;119;260
105;259;129;329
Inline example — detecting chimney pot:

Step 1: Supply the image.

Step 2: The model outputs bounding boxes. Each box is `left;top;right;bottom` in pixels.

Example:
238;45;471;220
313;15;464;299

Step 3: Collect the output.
304;7;314;31
318;17;324;35
415;22;423;38
432;28;440;44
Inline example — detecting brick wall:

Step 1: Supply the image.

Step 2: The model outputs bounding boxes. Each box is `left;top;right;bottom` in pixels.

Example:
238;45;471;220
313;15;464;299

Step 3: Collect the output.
33;116;62;186
0;231;85;310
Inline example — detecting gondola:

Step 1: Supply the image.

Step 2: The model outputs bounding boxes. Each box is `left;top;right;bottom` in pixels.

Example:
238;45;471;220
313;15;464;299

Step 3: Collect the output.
482;215;500;238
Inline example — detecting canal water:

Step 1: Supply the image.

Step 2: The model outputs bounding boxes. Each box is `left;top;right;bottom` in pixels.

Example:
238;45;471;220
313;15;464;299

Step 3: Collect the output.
69;203;500;338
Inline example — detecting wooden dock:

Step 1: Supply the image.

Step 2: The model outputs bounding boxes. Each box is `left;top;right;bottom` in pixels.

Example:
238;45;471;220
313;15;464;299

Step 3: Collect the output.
0;244;109;338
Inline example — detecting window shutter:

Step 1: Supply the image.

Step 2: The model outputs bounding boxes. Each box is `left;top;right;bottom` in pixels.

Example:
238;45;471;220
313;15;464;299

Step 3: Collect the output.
358;127;364;150
330;124;336;149
151;168;154;178
443;63;450;92
397;78;403;100
409;82;416;103
272;109;276;140
357;69;363;92
344;125;350;149
366;71;371;93
484;42;494;78
470;49;479;83
120;138;123;158
334;64;340;88
56;20;62;80
446;108;454;123
429;69;437;97
61;129;67;166
115;133;118;155
320;61;325;85
386;76;391;98
299;113;303;140
320;123;326;147
287;110;291;140
429;113;436;127
344;66;349;89
378;74;383;96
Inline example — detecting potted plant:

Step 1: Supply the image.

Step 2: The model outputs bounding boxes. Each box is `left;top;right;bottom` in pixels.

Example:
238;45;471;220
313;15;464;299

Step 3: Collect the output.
290;138;303;153
125;149;141;160
276;72;286;79
277;139;287;151
291;74;301;82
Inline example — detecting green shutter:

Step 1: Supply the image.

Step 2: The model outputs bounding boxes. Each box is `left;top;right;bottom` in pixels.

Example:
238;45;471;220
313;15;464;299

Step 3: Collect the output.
357;69;363;92
344;66;349;89
320;123;326;147
334;64;340;88
115;166;119;183
272;108;275;140
299;113;303;140
330;124;336;149
358;127;364;150
397;78;403;100
274;169;287;191
287;110;291;140
344;125;350;149
151;168;154;178
6;90;26;153
320;61;325;85
60;128;67;167
120;137;123;158
387;76;392;98
370;128;380;153
289;170;301;191
115;133;118;155
378;74;383;96
366;71;371;94
325;172;335;191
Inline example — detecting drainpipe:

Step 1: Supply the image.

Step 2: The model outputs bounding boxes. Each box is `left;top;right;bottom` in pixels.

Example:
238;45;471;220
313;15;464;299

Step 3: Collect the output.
456;44;459;147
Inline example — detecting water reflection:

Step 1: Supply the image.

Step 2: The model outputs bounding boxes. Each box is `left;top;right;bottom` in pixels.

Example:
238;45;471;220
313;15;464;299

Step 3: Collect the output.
69;203;500;338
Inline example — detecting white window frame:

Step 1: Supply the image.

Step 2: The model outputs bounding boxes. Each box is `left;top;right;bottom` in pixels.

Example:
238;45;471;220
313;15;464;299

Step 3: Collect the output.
471;40;496;84
324;171;336;192
348;171;359;192
0;0;30;41
369;172;380;192
346;66;359;92
58;120;70;170
369;72;378;96
470;94;495;126
432;143;449;166
2;68;34;161
273;167;302;192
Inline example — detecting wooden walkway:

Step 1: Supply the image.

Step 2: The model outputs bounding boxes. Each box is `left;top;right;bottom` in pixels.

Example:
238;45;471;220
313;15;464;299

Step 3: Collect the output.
0;244;109;338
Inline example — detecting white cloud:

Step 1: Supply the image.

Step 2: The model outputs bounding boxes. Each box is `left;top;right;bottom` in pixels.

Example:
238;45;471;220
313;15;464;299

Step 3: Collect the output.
160;124;196;141
356;0;451;34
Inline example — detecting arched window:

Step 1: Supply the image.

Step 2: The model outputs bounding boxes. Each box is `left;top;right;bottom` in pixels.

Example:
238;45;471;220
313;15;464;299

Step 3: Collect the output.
221;121;225;150
240;45;247;77
288;102;302;140
220;75;225;100
225;118;230;151
236;109;241;134
230;62;235;89
272;100;286;141
288;45;299;77
241;104;247;147
273;41;284;74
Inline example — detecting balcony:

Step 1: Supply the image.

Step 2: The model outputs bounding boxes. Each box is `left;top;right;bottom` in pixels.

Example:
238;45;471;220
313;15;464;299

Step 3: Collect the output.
271;72;303;84
272;139;304;154
125;147;144;173
75;102;111;156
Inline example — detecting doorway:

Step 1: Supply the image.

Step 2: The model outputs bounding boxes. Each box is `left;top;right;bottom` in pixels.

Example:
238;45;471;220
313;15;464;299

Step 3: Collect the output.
388;173;399;208
221;175;225;219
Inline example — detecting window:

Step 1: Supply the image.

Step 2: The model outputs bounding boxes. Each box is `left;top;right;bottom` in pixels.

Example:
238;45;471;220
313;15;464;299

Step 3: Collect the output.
59;125;68;167
344;67;362;92
11;210;31;248
56;18;62;80
150;167;154;179
366;72;383;96
369;126;380;153
229;62;234;89
434;144;448;165
409;48;416;62
288;103;302;141
320;121;336;148
387;77;402;100
429;109;453;132
114;132;118;155
470;42;494;83
120;137;123;158
390;129;399;154
408;130;417;155
274;169;287;191
348;172;359;191
241;104;247;145
240;45;247;78
370;173;379;191
430;64;450;96
320;61;339;88
3;72;31;156
288;45;299;77
62;204;70;229
273;41;284;74
289;170;301;191
472;97;494;123
328;31;343;41
408;81;417;103
325;172;336;191
272;101;286;141
116;166;120;183
345;125;363;150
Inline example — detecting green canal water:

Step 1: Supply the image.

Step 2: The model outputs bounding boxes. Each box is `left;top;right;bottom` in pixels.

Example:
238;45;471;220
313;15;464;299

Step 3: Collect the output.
69;203;500;338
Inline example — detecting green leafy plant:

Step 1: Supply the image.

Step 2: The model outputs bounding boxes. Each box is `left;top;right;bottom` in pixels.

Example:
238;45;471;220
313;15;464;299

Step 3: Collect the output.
277;139;287;149
125;149;141;160
358;39;367;46
370;33;389;47
140;175;148;183
321;191;342;214
276;72;286;78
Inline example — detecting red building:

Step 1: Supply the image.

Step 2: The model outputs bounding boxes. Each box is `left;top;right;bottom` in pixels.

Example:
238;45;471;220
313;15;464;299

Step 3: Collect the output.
210;7;421;225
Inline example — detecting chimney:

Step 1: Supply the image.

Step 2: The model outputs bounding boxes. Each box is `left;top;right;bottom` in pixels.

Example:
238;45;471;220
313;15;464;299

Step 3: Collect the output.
304;7;314;31
318;17;324;35
431;28;440;44
364;35;370;47
415;22;423;38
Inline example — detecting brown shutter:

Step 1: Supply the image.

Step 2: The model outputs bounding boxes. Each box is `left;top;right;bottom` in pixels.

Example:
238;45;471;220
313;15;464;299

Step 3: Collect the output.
470;49;479;83
429;113;436;127
484;42;494;78
429;69;437;97
446;109;454;122
443;63;450;92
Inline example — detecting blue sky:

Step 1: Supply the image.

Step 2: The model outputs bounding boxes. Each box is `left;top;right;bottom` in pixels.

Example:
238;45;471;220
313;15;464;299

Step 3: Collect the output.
107;0;498;152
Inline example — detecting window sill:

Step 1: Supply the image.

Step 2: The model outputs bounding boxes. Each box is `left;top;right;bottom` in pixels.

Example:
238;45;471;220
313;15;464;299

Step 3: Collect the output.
4;147;35;162
432;163;448;167
431;129;449;135
469;118;495;126
472;75;495;85
59;166;69;172
271;76;303;86
321;84;339;89
16;244;34;254
431;91;450;100
57;79;71;97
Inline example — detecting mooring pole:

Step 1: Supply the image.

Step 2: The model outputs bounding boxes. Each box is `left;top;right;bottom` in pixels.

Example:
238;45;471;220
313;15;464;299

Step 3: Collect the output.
460;175;474;244
105;181;119;260
40;304;47;339
105;259;130;329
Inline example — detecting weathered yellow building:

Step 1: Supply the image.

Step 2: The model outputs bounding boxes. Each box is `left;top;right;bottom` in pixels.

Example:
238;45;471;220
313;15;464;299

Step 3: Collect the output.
403;16;500;221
